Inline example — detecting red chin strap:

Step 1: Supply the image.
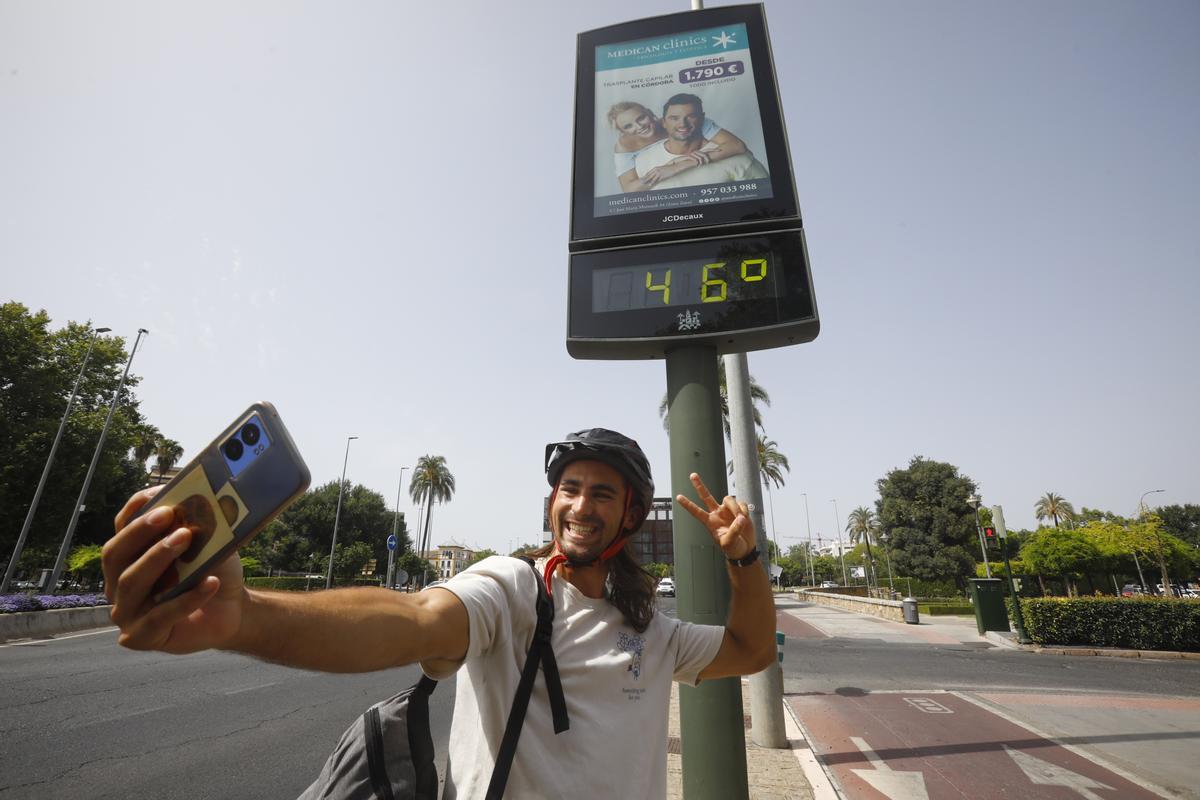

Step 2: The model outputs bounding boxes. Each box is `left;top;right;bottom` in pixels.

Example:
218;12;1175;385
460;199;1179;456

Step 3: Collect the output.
543;485;635;596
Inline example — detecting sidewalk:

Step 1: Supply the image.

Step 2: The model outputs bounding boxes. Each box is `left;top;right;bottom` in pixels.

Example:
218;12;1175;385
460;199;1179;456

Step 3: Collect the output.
665;678;818;800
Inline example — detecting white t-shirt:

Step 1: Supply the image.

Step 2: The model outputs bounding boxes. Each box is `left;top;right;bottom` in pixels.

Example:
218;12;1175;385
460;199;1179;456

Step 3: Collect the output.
426;556;724;799
634;141;769;190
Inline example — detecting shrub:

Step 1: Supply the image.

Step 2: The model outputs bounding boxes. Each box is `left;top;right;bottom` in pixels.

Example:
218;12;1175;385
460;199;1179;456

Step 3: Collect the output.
1009;596;1200;651
0;594;109;614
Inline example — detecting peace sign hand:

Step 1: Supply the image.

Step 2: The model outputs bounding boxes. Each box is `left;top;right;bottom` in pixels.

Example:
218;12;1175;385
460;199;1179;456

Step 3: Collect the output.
676;473;756;561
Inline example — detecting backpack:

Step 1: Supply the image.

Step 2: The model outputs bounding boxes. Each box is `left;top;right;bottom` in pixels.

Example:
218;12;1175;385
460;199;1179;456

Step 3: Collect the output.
298;558;568;800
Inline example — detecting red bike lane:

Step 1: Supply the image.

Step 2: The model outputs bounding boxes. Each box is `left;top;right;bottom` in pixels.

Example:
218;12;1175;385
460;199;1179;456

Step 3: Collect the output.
787;691;1166;799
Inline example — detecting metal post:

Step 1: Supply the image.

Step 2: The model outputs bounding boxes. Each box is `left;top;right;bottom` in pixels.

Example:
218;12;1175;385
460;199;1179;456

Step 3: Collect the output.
724;352;786;748
831;499;848;585
1001;536;1031;644
967;494;992;578
48;328;147;593
802;492;815;586
1139;490;1168;593
3;326;110;594
387;466;409;588
880;533;895;595
326;436;358;589
667;345;748;799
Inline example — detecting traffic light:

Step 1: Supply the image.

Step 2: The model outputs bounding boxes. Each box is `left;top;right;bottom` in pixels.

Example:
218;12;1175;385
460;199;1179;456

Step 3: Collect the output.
984;526;997;547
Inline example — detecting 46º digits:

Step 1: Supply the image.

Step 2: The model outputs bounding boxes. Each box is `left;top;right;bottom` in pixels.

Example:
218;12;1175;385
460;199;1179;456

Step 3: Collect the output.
645;258;768;306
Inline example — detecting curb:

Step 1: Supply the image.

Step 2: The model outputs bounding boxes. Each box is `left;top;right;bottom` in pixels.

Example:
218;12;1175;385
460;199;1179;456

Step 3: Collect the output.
0;605;113;642
983;630;1198;660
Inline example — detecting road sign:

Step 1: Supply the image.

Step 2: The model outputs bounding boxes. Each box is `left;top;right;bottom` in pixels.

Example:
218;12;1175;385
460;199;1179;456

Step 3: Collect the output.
568;4;817;359
387;533;398;551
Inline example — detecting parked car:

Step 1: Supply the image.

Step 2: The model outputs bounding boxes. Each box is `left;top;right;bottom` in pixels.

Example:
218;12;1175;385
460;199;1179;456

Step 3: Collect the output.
819;581;838;589
656;578;675;597
1121;583;1147;597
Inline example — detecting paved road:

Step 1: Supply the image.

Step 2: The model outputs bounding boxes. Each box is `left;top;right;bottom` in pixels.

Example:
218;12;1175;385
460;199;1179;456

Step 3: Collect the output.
778;598;1200;799
0;627;454;799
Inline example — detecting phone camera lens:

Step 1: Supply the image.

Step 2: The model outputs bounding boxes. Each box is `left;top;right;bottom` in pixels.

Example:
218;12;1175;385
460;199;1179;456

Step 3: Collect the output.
241;423;261;446
224;438;245;461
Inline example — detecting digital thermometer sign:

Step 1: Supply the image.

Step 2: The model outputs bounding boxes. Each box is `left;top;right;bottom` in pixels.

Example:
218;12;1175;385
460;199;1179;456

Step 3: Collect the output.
568;229;817;359
567;5;818;359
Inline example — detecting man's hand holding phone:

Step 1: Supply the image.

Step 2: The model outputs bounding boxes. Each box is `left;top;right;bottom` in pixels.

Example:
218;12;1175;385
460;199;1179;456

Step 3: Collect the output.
103;487;247;654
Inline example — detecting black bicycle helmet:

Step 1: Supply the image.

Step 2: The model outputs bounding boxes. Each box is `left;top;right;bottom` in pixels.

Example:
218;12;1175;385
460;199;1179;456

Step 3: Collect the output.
544;428;655;522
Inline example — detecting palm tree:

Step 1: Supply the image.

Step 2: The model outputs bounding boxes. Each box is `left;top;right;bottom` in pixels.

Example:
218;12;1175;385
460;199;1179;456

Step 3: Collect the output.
1034;493;1075;528
153;438;184;483
409;455;456;585
131;425;161;475
659;356;770;440
726;435;790;488
845;506;880;591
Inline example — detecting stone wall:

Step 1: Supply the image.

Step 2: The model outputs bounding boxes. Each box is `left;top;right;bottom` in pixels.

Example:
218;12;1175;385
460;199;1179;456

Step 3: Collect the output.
797;589;904;622
0;606;113;642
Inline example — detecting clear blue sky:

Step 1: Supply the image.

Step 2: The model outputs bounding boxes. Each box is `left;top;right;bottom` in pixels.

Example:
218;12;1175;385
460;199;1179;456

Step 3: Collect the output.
3;0;1196;553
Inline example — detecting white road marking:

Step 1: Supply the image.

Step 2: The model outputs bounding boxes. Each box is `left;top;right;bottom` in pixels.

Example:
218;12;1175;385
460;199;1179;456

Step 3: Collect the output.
954;691;1175;798
0;626;118;648
1004;744;1113;800
780;698;840;800
904;696;953;713
848;736;930;800
223;681;280;695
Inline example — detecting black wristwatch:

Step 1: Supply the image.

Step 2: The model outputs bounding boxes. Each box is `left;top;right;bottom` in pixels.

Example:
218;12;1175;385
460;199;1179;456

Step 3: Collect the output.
727;548;760;567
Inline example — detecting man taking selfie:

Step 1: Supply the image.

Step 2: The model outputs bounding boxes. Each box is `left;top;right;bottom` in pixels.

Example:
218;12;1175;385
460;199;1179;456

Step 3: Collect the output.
103;428;776;798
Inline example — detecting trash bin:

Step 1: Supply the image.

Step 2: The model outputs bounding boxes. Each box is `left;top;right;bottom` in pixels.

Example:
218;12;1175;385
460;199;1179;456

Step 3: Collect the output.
969;578;1010;635
902;597;919;624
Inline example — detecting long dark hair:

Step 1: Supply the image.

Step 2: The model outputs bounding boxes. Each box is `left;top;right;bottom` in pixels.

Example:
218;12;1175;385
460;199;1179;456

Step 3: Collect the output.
532;539;657;633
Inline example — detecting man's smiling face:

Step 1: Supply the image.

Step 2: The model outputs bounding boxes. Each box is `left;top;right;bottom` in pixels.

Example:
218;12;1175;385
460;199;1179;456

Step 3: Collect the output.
551;459;633;564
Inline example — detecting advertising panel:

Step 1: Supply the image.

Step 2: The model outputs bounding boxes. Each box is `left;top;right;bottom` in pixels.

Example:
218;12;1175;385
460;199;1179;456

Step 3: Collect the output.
571;5;799;246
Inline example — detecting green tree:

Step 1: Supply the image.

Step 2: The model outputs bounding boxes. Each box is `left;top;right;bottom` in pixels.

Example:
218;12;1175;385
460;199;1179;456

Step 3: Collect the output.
409;455;456;585
332;541;375;582
727;435;790;489
1021;527;1101;596
875;457;979;585
244;481;400;577
845;506;880;589
1155;504;1200;550
1;304;157;579
66;543;104;589
1034;492;1075;528
396;550;435;587
153;437;184;482
643;562;671;579
659;357;771;440
130;424;161;474
468;548;498;567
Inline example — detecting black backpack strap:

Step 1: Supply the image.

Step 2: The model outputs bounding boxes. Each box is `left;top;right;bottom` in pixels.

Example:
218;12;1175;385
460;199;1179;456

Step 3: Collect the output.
484;559;570;800
364;705;396;800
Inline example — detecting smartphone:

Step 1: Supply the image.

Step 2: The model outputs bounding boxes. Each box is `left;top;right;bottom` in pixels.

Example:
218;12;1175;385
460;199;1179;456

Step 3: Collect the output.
135;402;311;602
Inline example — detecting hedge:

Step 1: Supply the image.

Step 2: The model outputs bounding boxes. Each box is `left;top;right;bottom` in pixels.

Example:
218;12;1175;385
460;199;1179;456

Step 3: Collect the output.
1008;596;1200;651
0;593;109;614
244;577;386;591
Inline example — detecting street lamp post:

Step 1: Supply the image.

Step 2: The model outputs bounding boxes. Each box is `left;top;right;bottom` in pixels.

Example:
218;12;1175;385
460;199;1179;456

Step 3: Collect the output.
325;436;358;590
48;328;147;594
1138;489;1167;594
879;531;896;595
762;478;782;587
966;493;992;578
3;326;111;594
831;499;848;586
801;492;815;587
387;465;409;589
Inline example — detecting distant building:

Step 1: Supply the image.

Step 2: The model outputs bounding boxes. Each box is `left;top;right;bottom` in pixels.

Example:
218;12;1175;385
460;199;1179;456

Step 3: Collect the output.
423;542;475;580
543;496;676;569
145;465;181;487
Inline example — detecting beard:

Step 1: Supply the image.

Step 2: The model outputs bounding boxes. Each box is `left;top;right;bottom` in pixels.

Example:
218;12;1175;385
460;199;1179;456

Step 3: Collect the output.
554;514;616;564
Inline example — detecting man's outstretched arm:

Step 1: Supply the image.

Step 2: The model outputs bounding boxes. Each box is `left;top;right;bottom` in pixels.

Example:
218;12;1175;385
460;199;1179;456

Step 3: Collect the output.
103;488;468;673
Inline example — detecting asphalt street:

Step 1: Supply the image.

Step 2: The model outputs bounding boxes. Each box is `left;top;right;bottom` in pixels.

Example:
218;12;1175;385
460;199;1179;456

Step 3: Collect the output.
0;627;454;800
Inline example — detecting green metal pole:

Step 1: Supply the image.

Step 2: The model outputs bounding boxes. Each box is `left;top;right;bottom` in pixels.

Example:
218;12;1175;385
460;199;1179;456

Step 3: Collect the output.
1001;537;1031;644
666;345;749;800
